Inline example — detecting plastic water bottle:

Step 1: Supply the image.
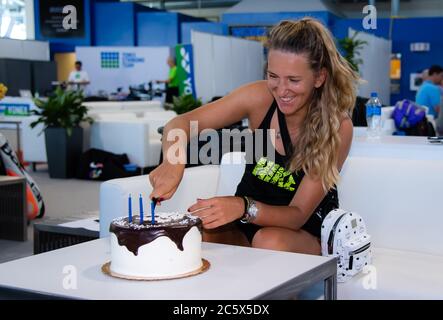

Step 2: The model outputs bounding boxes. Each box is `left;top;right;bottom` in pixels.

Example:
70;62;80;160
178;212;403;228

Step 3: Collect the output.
366;92;382;139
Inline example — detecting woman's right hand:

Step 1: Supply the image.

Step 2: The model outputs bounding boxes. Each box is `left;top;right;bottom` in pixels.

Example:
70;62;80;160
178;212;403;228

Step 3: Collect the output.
148;162;185;202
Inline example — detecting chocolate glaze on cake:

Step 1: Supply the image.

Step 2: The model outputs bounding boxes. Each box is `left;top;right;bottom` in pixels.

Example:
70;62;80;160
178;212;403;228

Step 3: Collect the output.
109;213;202;256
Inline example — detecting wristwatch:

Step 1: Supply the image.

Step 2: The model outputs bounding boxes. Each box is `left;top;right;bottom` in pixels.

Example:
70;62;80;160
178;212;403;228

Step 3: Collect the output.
240;196;258;224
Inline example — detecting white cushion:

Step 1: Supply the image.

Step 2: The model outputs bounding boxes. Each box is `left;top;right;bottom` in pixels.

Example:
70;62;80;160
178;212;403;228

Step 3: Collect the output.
338;247;443;299
339;156;443;256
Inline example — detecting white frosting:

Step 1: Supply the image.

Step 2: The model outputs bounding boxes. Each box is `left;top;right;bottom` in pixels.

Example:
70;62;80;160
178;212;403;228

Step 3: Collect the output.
109;213;202;278
111;212;199;228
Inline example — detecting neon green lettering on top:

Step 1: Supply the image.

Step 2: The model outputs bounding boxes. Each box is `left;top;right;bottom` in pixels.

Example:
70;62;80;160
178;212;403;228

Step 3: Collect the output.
270;167;285;184
252;157;296;191
263;162;279;182
252;157;268;176
257;159;276;181
277;170;292;189
283;174;296;191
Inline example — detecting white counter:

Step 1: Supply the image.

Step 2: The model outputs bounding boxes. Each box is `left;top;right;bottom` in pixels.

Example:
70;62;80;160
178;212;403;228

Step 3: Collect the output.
349;135;443;160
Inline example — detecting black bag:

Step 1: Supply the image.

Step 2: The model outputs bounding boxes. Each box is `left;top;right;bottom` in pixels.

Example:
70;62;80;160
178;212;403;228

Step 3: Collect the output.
402;118;436;136
76;148;139;181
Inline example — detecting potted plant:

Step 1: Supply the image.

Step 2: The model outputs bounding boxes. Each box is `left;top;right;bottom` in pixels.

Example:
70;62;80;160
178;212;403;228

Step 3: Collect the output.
31;87;93;178
338;31;368;73
172;94;202;115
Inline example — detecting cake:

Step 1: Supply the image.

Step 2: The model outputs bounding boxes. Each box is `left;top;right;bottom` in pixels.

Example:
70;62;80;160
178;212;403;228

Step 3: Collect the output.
109;212;203;279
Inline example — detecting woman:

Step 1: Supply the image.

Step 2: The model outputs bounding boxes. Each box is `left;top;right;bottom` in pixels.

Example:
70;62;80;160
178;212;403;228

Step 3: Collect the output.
149;18;359;255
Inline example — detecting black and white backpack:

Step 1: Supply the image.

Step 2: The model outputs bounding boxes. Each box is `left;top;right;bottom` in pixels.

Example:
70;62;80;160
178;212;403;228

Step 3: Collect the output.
321;209;372;282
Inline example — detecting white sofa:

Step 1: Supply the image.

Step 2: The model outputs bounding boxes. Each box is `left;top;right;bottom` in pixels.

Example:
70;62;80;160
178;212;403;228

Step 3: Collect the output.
83;100;164;117
90;111;177;168
19;101;165;165
99;136;443;299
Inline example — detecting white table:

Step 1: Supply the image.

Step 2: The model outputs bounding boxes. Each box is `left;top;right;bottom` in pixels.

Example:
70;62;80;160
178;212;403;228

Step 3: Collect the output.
0;238;337;300
350;135;443;160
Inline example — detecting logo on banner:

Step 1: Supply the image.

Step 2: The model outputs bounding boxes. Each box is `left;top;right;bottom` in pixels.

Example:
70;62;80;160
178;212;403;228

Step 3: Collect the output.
101;52;119;69
122;53;145;68
176;44;196;97
0;103;30;116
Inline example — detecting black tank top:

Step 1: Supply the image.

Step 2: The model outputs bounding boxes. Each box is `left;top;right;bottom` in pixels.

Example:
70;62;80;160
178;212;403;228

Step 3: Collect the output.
235;100;338;219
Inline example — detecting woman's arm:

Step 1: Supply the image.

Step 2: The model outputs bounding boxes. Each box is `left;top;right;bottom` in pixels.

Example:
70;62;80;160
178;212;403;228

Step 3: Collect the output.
150;81;273;200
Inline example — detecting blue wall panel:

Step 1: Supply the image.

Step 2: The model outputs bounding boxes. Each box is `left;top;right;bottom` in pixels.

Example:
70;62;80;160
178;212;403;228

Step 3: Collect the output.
181;22;228;44
94;2;135;46
137;12;179;47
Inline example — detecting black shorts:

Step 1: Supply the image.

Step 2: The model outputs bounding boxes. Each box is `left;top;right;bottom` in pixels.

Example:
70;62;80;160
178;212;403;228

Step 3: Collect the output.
235;210;326;244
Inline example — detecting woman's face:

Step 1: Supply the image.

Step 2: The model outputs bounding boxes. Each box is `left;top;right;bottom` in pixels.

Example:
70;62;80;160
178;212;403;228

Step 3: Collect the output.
267;49;324;117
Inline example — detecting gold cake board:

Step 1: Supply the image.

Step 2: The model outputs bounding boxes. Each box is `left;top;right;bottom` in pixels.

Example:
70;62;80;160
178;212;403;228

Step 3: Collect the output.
102;258;210;281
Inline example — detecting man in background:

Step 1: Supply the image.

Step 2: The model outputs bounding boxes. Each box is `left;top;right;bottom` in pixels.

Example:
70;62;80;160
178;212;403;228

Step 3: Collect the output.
67;61;90;93
416;65;443;118
157;56;179;103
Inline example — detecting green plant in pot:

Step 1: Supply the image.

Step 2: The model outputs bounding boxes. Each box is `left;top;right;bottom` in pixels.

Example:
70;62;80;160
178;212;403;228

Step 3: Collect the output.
172;94;202;115
338;31;368;73
31;87;93;178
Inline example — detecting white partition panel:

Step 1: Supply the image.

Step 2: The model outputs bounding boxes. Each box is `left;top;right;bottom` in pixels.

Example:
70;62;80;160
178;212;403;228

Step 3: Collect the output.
192;32;215;103
230;37;249;90
192;31;264;103
248;41;265;83
350;28;391;104
213;35;233;98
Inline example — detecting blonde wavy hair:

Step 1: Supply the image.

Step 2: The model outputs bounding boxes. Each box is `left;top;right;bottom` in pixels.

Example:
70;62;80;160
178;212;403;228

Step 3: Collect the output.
267;18;359;191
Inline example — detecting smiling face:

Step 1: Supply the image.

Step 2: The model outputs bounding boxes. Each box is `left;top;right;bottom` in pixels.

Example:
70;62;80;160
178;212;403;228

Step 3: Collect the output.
266;49;325;117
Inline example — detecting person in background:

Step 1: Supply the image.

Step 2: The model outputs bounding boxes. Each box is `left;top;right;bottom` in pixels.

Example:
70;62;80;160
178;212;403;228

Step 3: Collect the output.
67;61;90;93
157;56;179;103
415;65;443;118
148;18;358;255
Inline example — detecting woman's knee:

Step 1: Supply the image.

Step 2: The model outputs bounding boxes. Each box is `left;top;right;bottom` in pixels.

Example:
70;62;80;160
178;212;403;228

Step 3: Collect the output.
251;227;290;251
251;227;321;254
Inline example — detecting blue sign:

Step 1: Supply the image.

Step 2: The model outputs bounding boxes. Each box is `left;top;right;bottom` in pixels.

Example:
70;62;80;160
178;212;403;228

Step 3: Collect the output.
176;44;197;98
122;52;145;68
0;103;30;116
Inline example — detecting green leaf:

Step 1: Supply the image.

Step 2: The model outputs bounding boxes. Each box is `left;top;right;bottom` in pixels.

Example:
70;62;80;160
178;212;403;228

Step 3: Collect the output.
30;86;89;133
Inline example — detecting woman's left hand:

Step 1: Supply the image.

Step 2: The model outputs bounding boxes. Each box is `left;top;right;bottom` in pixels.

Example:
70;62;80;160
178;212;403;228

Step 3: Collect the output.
187;196;245;229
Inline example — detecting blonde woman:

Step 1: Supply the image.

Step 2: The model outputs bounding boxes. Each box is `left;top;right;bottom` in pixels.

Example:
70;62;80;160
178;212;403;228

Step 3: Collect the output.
149;18;359;255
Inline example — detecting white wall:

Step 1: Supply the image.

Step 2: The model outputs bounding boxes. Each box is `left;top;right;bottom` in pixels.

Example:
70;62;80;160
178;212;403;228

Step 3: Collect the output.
191;31;264;103
350;28;391;104
76;46;170;96
0;38;49;60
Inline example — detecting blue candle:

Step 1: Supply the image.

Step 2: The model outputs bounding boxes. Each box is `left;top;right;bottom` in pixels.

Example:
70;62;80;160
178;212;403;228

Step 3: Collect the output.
128;194;132;223
151;200;156;225
139;194;144;224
